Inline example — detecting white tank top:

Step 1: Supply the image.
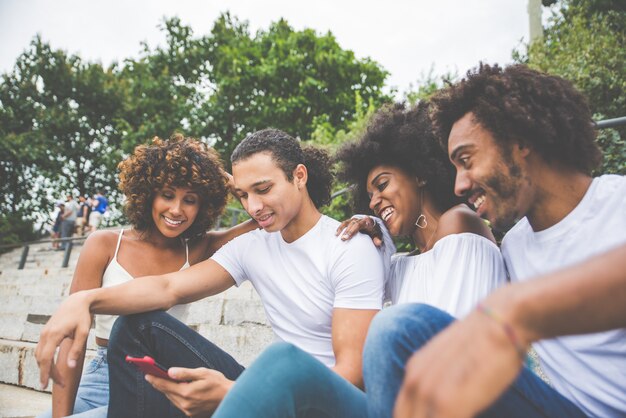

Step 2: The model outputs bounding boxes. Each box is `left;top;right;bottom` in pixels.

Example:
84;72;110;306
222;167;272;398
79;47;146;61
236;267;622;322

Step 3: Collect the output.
94;229;191;339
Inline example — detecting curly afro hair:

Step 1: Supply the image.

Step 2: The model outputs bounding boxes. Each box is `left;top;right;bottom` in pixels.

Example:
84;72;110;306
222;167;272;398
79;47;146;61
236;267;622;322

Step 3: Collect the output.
232;128;333;208
431;63;602;174
335;102;461;214
118;134;228;239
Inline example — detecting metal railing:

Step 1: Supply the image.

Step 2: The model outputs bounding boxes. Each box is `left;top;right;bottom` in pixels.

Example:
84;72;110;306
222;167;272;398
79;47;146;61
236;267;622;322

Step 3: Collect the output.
595;116;626;129
2;116;624;270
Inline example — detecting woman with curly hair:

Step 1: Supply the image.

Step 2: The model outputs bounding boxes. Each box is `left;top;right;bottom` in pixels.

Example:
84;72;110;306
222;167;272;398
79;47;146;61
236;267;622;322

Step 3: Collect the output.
336;101;506;314
39;134;257;418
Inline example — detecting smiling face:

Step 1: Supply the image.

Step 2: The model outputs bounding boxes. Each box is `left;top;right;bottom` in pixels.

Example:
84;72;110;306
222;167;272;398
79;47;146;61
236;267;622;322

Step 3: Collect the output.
232;152;305;234
151;186;200;238
366;165;422;237
448;112;533;231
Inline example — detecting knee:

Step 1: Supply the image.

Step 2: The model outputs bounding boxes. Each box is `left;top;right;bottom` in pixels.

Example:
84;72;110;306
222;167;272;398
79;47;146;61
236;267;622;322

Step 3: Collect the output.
109;311;169;345
250;342;321;384
256;342;309;368
364;304;452;357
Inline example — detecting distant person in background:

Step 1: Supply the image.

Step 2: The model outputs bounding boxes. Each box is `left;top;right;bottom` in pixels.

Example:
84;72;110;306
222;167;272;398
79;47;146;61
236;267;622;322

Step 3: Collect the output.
37;135;258;418
59;195;79;250
51;203;65;250
88;191;108;233
75;196;91;236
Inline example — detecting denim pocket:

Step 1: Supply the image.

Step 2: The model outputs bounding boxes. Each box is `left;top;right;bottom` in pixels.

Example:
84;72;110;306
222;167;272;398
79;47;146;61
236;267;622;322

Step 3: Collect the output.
83;353;106;375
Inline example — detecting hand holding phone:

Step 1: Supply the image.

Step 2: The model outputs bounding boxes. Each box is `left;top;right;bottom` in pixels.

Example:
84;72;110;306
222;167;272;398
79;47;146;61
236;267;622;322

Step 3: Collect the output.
126;355;175;381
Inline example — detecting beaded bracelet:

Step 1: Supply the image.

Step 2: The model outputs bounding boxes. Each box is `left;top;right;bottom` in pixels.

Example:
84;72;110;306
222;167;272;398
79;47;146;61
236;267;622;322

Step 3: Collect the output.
476;303;527;360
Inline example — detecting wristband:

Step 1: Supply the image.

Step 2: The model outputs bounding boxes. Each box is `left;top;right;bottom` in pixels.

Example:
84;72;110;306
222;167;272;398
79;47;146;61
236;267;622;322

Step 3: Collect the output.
477;303;527;360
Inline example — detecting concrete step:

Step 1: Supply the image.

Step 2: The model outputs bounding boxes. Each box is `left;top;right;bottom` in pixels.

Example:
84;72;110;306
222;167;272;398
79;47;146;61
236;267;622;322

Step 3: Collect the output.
0;339;98;393
0;383;50;418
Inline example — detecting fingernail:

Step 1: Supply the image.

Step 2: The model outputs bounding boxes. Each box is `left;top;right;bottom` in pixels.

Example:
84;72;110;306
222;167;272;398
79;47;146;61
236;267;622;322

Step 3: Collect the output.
68;359;76;368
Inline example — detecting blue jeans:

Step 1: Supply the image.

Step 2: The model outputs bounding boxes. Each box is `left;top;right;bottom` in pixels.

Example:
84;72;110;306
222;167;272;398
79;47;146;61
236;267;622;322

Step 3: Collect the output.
213;342;366;418
363;304;587;418
106;311;245;418
37;346;109;418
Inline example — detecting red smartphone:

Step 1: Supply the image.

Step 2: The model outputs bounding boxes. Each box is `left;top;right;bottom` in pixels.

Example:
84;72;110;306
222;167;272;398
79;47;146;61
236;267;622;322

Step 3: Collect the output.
125;355;174;380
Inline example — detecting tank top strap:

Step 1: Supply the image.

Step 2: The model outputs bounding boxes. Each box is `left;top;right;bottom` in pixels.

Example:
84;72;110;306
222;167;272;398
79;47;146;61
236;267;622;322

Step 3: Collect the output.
184;238;189;265
113;229;125;259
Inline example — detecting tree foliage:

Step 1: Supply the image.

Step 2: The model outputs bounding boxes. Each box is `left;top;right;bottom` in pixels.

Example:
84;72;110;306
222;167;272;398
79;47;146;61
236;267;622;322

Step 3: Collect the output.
0;14;390;241
0;37;126;222
197;14;391;158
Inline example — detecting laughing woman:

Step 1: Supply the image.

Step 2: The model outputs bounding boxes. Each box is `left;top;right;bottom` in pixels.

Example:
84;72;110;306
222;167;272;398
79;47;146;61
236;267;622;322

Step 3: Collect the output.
335;101;506;316
38;135;256;418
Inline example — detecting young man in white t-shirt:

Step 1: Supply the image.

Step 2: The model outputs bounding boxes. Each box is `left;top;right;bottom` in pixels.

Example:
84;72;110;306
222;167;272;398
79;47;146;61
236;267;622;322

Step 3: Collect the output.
35;129;385;417
366;63;625;418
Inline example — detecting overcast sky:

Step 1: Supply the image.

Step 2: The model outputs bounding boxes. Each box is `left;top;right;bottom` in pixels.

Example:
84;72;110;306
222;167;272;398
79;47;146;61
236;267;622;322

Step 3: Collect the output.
0;0;533;94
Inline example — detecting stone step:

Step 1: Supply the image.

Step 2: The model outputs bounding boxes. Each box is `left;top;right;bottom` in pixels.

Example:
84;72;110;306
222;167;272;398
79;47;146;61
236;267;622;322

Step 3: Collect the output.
0;339;99;393
0;318;273;393
0;383;51;418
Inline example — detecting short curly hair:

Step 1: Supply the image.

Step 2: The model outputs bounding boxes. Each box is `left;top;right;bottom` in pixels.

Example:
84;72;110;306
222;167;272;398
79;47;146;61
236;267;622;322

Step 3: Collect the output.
232;128;333;208
335;102;461;213
118;134;228;239
431;63;602;174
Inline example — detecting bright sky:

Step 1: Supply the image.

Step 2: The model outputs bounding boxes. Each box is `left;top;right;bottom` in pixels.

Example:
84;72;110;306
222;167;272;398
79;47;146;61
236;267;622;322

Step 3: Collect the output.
0;0;532;95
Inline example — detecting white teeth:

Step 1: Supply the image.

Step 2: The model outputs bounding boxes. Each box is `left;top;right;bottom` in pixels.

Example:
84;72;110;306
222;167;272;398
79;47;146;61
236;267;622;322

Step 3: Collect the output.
258;214;272;221
473;195;485;210
380;207;394;222
164;216;183;225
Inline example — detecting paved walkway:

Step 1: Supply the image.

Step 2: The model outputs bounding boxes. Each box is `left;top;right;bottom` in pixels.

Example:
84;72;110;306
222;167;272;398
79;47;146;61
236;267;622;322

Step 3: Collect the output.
0;383;50;418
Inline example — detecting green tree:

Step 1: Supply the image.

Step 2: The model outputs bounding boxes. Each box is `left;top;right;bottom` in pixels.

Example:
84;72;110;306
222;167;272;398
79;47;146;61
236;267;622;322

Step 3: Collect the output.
117;17;210;152
403;66;458;105
196;13;391;159
517;0;626;174
0;37;126;222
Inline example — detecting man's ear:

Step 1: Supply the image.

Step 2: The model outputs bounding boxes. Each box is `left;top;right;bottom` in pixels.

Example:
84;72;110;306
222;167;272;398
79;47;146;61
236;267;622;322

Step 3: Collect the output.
293;164;308;189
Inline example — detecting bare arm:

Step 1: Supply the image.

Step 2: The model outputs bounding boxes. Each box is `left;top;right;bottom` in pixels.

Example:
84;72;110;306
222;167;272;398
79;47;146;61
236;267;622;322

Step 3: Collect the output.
331;308;379;388
395;243;626;418
51;232;110;417
205;218;258;257
36;258;235;389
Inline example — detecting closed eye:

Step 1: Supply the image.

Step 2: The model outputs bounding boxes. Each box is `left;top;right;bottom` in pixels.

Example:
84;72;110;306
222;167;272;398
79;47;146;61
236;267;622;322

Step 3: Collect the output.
376;181;389;192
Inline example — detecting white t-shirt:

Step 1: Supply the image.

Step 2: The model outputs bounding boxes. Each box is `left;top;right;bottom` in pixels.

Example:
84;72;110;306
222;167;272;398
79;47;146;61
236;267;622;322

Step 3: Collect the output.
502;174;626;418
211;215;385;367
387;233;506;317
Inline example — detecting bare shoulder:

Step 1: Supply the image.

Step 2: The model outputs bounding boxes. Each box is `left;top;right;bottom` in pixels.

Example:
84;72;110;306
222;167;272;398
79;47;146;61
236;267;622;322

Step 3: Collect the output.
83;229;121;250
70;229;122;291
436;204;496;244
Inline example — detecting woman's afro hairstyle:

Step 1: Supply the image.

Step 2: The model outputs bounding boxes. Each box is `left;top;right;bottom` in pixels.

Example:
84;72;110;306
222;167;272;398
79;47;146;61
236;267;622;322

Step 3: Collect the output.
117;134;228;239
335;102;460;213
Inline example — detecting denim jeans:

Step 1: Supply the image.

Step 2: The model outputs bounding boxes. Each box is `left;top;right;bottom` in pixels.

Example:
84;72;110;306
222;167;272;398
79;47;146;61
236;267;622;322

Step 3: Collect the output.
106;311;245;418
363;304;587;418
37;346;109;418
213;342;366;418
